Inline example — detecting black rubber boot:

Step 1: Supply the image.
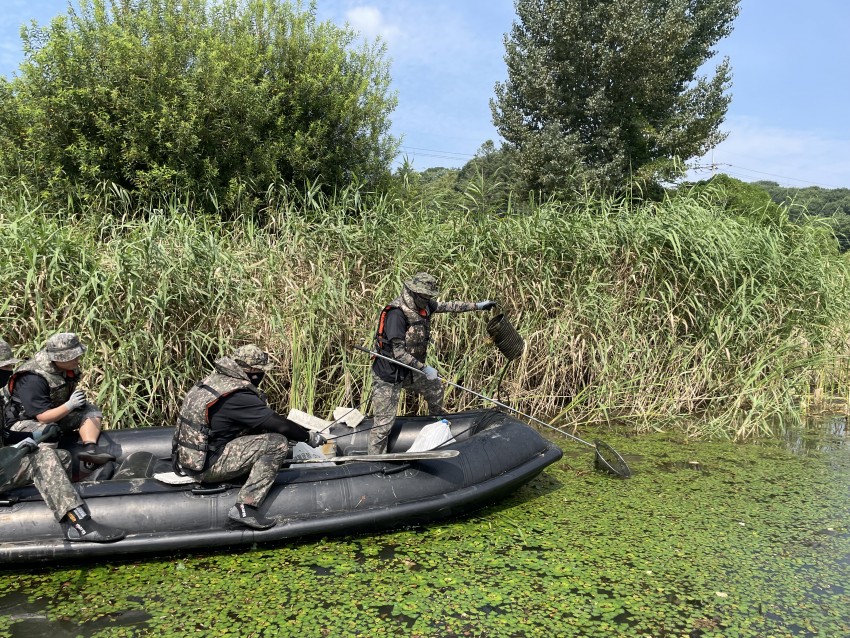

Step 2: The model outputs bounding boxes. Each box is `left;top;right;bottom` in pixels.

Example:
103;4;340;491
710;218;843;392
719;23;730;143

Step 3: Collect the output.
78;442;115;465
62;506;126;543
228;503;277;530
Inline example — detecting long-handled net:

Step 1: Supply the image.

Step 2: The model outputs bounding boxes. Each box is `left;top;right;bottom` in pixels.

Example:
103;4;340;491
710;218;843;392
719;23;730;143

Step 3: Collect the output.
355;346;632;478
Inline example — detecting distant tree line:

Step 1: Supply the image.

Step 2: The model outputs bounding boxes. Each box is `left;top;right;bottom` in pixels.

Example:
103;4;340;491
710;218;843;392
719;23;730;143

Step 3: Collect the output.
401;159;850;254
754;181;850;251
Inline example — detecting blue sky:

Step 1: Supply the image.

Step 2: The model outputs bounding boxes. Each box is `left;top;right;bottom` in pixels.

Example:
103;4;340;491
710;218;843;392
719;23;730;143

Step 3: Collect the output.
2;1;848;188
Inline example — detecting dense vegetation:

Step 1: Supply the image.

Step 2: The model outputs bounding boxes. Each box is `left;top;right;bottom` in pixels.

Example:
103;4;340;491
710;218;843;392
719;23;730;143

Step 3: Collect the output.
756;181;850;251
1;177;848;438
492;0;739;195
0;0;398;213
411;162;850;252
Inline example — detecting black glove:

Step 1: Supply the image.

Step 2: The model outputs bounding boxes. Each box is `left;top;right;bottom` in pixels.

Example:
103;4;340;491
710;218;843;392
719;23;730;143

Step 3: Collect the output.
38;423;62;443
308;431;327;448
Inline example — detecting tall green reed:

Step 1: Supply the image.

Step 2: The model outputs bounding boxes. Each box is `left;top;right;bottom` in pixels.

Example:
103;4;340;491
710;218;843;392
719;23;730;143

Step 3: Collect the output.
1;178;848;438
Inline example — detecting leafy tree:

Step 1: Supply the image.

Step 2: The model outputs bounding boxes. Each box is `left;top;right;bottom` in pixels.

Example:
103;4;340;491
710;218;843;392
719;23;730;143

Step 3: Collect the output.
754;181;850;218
0;0;398;214
683;174;787;226
492;0;739;197
754;181;850;251
390;160;464;212
394;142;523;217
455;140;520;216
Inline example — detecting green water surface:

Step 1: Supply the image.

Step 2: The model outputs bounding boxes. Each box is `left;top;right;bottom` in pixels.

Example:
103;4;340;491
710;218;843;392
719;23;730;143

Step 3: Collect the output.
2;421;849;638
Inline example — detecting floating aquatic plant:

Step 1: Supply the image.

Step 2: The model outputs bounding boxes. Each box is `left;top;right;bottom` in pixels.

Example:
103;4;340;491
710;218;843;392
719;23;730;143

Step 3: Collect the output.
2;429;849;637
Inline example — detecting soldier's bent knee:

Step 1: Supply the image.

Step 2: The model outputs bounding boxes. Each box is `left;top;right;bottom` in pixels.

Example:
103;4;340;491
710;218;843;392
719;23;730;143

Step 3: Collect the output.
264;433;288;452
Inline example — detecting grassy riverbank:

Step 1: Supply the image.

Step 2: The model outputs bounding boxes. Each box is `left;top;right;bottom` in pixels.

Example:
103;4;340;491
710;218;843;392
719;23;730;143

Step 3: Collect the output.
1;180;849;438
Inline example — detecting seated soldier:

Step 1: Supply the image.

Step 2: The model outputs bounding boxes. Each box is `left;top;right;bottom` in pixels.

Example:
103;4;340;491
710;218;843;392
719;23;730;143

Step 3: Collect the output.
1;338;125;542
172;344;326;531
4;332;114;465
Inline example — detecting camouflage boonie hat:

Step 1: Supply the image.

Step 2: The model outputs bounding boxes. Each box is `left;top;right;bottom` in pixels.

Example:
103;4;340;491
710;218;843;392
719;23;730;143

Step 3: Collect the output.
405;272;439;297
0;339;22;368
232;344;274;371
45;332;87;362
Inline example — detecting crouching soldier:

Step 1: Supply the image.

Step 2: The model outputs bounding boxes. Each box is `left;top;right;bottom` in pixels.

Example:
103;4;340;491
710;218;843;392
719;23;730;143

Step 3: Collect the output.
3;332;114;465
1;338;125;542
172;345;326;531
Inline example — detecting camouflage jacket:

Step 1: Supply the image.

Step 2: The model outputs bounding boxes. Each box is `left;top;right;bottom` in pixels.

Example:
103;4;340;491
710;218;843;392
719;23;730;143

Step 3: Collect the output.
3;350;79;427
373;288;477;382
172;357;264;473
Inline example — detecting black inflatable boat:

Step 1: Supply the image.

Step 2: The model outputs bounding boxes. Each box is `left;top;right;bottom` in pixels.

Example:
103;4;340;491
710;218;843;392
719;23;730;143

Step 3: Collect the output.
0;409;562;565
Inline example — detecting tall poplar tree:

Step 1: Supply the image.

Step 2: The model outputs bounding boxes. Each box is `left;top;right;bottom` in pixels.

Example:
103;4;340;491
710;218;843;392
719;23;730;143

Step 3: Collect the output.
491;0;740;196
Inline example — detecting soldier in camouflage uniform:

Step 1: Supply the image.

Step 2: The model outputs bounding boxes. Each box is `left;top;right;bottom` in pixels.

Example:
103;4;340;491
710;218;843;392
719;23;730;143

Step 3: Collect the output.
4;332;114;465
172;344;326;530
0;338;125;542
369;272;496;454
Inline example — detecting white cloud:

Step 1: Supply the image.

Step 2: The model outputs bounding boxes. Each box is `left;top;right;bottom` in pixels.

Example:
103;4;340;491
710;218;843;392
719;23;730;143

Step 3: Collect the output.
690;116;850;189
345;6;402;43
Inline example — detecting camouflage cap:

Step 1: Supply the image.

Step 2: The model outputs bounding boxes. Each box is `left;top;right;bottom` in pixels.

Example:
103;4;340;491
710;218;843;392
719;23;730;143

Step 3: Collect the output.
232;344;274;371
45;332;87;362
404;272;439;297
0;339;22;368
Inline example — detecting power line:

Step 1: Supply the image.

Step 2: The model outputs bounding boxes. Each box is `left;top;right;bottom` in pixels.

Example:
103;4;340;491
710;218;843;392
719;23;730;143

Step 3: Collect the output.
396;145;476;164
399;145;474;159
690;162;846;190
723;164;844;190
397;151;468;160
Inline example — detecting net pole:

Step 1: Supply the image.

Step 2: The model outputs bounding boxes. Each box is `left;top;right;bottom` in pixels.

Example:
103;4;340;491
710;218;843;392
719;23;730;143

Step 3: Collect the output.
355;346;596;450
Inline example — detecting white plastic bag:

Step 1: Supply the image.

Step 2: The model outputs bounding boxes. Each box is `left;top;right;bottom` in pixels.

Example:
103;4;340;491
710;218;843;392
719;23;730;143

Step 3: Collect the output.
291;442;336;467
407;419;455;453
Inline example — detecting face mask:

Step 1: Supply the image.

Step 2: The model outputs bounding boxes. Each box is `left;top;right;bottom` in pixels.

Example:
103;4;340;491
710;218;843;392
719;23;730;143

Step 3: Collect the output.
412;292;432;310
247;372;266;387
0;369;11;387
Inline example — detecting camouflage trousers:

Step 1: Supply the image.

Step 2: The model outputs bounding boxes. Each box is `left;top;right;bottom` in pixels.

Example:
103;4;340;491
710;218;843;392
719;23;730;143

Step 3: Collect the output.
201;433;288;507
10;403;102;434
369;373;444;455
0;447;83;521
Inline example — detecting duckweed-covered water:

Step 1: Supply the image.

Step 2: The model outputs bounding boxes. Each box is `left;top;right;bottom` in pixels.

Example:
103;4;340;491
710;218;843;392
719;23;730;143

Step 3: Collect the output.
2;419;850;638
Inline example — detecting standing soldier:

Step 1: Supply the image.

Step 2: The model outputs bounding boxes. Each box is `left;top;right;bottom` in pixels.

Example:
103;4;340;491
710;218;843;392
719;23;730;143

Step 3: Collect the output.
3;332;114;465
1;338;125;542
172;344;326;531
369;272;496;454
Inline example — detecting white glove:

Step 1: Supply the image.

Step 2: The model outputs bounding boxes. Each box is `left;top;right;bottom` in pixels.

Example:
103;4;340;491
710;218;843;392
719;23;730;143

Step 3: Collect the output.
422;366;439;381
64;390;86;411
476;300;497;310
13;438;38;452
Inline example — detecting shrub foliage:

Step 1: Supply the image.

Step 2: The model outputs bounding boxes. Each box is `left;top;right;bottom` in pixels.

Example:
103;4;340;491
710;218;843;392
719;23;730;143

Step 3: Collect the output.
0;0;398;213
